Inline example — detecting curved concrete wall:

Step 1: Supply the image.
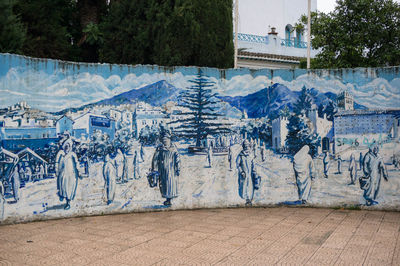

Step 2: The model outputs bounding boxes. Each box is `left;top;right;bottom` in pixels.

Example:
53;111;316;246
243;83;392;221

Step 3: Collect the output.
0;53;399;224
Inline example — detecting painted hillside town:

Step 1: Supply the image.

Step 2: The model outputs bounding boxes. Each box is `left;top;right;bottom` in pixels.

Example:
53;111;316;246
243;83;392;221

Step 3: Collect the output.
0;58;399;222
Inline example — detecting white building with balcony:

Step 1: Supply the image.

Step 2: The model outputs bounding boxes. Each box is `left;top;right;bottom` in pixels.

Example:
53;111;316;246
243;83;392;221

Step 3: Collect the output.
236;0;318;69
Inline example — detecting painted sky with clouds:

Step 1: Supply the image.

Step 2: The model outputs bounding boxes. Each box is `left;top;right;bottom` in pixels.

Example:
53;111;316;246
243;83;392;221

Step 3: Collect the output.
0;54;399;112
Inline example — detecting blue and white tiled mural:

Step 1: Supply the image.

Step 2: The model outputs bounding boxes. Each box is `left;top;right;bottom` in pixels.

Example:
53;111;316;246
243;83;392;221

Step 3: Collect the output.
0;54;399;223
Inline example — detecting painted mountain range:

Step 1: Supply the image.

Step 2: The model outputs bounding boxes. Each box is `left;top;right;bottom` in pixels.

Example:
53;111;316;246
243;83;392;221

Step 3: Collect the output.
94;80;243;118
56;80;365;119
97;80;180;106
219;83;366;119
54;80;244;118
54;80;182;114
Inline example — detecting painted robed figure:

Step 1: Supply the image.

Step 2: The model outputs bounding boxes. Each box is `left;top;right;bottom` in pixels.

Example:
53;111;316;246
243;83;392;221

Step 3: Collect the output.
236;139;259;206
103;154;116;205
362;145;388;206
56;139;81;210
293;145;316;204
151;131;181;207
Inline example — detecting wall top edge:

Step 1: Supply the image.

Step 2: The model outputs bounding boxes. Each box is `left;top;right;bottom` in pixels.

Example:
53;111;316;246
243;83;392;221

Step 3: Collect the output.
2;53;400;73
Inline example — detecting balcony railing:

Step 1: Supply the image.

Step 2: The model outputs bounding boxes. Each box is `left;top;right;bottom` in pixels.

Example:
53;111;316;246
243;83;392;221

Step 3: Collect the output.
281;38;308;49
235;33;309;49
235;33;267;44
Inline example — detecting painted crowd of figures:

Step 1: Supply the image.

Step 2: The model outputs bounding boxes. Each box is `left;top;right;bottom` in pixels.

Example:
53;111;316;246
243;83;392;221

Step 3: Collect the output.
294;144;388;206
0;129;393;217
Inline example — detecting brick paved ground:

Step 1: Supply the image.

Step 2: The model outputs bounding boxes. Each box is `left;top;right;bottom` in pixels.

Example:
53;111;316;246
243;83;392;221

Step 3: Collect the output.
0;207;399;265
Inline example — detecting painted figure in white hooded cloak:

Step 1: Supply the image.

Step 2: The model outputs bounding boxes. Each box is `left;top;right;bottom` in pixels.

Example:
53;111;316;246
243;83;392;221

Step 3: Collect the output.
115;149;127;183
57;139;80;210
348;153;357;185
103;154;116;205
293;145;316;204
9;161;21;202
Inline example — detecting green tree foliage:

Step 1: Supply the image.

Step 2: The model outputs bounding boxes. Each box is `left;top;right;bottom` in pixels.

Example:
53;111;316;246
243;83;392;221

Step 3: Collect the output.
151;0;200;66
82;22;103;46
14;0;79;61
100;0;234;68
299;0;400;68
76;0;107;62
7;0;233;67
0;0;26;53
99;0;154;64
190;0;234;68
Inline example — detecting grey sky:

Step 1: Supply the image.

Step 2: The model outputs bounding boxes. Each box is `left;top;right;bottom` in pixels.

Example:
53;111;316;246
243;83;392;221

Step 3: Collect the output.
238;0;400;35
318;0;337;13
318;0;400;13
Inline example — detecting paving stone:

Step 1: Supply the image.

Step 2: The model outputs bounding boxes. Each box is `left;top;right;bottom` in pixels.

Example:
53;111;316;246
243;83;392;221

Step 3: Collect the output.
306;247;343;265
1;207;400;265
278;244;320;264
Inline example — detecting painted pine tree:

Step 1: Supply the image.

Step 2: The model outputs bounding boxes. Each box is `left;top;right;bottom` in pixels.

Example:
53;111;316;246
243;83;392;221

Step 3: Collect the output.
293;86;313;115
286;115;320;156
286;86;320;156
170;70;230;147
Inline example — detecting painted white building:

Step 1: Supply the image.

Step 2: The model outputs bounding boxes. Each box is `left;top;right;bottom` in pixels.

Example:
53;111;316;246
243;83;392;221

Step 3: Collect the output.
1;103;56;129
333;91;400;154
7;101;30;111
272;116;289;152
0;116;20;127
133;109;166;138
236;0;318;69
73;113;116;140
56;115;74;135
334;109;400;154
106;109;122;122
309;105;333;153
337;91;354;111
308;105;332;138
121;111;133;125
272;106;333;153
